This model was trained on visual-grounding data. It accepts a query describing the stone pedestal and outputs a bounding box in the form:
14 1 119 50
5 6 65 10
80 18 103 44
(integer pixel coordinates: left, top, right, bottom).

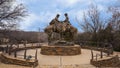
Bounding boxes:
41 45 81 56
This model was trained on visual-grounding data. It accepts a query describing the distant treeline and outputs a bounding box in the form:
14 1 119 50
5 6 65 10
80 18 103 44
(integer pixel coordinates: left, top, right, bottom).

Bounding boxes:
0 29 120 51
0 30 48 44
75 32 120 52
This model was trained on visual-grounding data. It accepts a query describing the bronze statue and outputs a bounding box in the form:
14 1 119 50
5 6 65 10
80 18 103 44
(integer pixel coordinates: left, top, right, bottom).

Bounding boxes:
50 14 60 25
44 13 77 45
64 13 71 25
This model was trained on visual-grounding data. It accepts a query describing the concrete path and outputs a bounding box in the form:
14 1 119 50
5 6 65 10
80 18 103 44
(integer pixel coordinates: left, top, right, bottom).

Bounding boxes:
16 49 99 65
0 43 120 68
9 49 99 68
1 48 120 68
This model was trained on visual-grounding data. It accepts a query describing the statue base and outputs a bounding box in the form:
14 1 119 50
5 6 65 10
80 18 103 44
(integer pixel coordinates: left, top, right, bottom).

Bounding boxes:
40 44 81 56
49 40 74 46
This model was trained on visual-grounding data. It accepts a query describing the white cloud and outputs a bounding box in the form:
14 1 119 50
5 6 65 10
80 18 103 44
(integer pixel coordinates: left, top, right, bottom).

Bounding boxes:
56 0 79 7
17 0 118 31
20 13 40 30
20 10 62 31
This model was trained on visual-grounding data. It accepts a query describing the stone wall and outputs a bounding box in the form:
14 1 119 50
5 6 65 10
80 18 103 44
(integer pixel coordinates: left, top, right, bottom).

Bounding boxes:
0 53 38 67
90 55 120 67
41 45 81 56
0 44 40 67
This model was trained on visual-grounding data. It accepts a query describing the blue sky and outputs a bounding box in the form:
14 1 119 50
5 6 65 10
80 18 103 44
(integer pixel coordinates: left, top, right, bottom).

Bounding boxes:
17 0 119 32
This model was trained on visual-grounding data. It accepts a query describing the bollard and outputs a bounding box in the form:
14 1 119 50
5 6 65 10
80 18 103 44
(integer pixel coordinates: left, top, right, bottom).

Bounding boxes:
91 49 93 60
8 45 12 55
14 50 17 57
24 49 27 59
5 45 8 53
100 50 103 58
35 49 37 60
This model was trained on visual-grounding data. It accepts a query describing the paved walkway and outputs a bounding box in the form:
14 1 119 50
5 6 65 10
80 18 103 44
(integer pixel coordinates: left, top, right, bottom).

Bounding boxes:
16 49 100 65
10 49 100 68
0 43 120 68
1 48 120 68
0 63 95 68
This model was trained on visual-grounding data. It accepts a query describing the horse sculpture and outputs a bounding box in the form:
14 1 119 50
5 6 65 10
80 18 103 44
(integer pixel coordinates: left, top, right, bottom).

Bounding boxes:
44 13 77 44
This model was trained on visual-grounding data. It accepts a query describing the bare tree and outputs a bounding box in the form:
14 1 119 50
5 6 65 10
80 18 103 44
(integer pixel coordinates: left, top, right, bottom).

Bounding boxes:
108 1 120 51
86 5 103 32
108 2 120 31
0 0 27 30
0 0 27 44
77 5 105 42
